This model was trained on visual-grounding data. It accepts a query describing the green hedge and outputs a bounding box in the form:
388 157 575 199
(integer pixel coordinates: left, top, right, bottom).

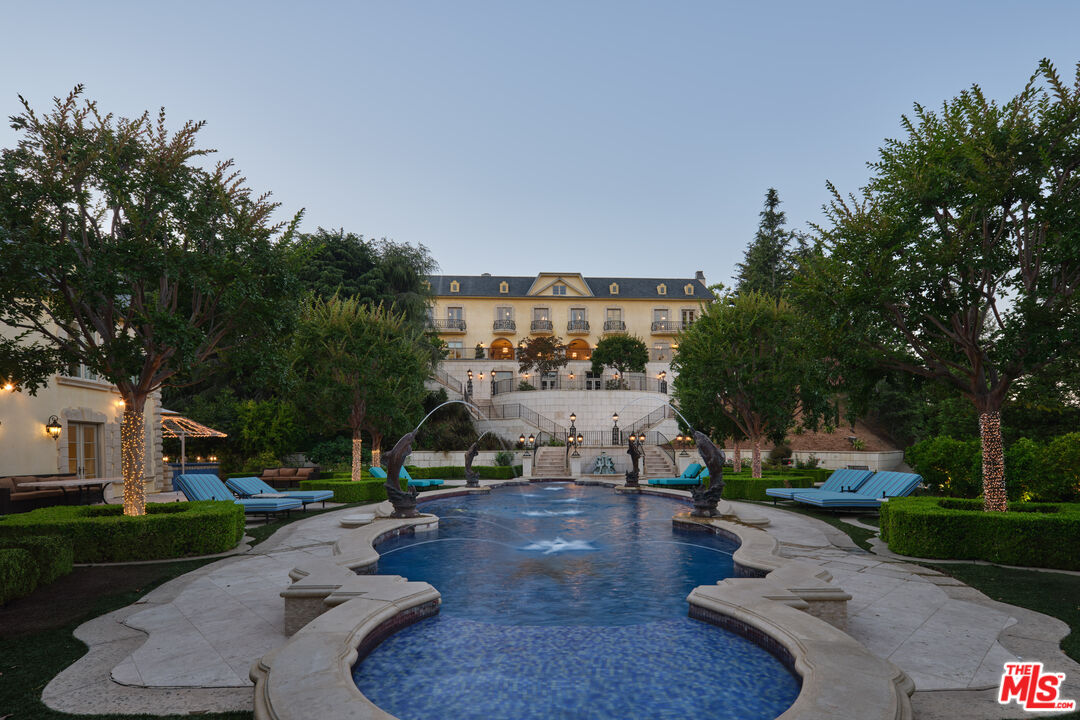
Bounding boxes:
0 535 73 584
405 465 522 480
880 496 1080 570
0 502 245 563
0 548 39 606
721 475 814 500
300 479 387 504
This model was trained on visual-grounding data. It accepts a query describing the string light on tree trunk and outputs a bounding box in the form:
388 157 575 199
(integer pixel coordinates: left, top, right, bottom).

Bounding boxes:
980 411 1008 512
121 406 146 516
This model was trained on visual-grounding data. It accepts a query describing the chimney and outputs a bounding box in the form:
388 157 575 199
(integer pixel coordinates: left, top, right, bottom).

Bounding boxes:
695 270 705 282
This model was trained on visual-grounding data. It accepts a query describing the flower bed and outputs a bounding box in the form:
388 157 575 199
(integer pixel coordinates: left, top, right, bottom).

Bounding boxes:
879 497 1080 570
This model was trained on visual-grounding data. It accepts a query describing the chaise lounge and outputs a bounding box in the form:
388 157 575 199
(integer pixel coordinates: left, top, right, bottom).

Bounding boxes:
369 466 445 488
647 463 704 487
764 468 873 503
789 471 923 509
224 476 333 510
174 473 303 518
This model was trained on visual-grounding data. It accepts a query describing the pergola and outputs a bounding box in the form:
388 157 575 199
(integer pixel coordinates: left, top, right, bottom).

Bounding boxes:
160 409 227 473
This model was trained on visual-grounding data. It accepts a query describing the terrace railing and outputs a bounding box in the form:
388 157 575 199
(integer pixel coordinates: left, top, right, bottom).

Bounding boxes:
429 318 467 332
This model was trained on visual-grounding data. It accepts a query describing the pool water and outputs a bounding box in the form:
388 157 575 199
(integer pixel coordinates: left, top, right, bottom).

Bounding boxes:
353 484 800 719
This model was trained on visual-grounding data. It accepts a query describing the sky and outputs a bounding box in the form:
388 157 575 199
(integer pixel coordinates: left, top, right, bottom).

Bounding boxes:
2 1 1079 286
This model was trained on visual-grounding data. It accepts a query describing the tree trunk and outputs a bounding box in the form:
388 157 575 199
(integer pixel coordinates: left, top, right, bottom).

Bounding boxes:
979 410 1008 512
121 394 147 516
733 440 742 473
751 438 762 479
370 431 383 470
351 427 363 482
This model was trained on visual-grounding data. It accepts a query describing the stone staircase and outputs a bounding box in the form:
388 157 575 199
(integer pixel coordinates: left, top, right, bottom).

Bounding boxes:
532 446 570 477
642 445 676 479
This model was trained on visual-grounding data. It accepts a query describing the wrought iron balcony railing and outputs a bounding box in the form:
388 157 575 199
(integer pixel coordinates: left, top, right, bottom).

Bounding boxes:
429 318 467 332
530 319 554 332
602 320 626 332
493 318 516 332
650 320 681 333
566 319 590 333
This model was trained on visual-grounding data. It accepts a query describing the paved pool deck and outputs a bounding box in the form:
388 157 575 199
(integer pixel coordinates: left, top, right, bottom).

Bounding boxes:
42 482 1080 718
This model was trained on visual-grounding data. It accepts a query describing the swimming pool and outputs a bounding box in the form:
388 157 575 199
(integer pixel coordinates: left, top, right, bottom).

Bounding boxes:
353 483 800 719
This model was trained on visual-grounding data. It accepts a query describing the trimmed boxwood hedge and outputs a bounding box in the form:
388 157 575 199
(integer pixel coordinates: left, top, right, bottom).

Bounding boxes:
0 548 39 606
0 535 73 584
720 475 814 500
880 496 1080 570
405 465 522 480
300 479 387 504
0 501 245 563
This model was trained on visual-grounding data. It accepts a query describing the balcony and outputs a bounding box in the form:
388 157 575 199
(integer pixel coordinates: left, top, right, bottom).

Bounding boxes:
566 319 590 335
650 320 681 335
492 318 516 334
429 318 467 333
602 320 626 333
530 319 554 333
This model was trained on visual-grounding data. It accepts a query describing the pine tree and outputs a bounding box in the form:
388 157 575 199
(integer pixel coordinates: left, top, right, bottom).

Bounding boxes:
734 188 794 296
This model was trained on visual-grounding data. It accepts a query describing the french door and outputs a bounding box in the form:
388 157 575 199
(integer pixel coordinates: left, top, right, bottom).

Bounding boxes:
67 422 101 478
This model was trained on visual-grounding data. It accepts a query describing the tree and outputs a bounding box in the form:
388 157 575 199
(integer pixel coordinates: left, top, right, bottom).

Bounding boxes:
590 335 648 377
672 290 833 477
517 336 568 378
292 296 431 478
296 228 436 325
808 60 1080 511
0 87 300 515
734 188 795 296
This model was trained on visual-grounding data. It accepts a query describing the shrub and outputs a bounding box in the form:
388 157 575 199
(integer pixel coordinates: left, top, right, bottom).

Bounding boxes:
0 502 244 563
769 444 792 462
306 436 353 467
1038 433 1080 502
721 475 813 501
517 381 536 391
905 436 981 496
493 451 514 467
300 479 387 503
795 454 821 470
1004 437 1042 501
0 535 73 584
0 548 39 605
879 496 1080 570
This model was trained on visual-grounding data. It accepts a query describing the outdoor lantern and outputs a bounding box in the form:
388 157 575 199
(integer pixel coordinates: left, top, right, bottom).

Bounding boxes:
570 412 576 424
612 412 619 423
3 382 13 392
527 434 535 446
491 368 496 379
569 370 575 380
519 434 526 446
577 434 583 445
478 372 484 381
45 415 62 439
467 369 473 380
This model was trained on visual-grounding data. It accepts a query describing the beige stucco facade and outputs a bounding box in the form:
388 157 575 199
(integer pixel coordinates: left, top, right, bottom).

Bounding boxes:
429 272 709 361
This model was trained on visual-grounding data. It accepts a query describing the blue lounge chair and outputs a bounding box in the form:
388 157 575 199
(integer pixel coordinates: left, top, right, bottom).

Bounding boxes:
789 472 923 509
224 476 333 509
174 473 303 517
764 468 873 503
648 463 704 487
368 466 445 488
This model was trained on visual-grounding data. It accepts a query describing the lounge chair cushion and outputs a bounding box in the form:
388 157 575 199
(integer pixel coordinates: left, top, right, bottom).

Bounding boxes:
175 474 302 513
278 467 298 477
790 472 922 508
225 476 333 505
765 468 872 501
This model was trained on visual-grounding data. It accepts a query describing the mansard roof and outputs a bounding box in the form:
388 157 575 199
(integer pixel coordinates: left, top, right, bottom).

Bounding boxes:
429 273 707 299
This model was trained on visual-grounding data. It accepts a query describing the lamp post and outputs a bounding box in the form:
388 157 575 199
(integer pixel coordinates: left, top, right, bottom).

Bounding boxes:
675 434 691 456
658 370 668 394
466 369 474 398
568 412 579 457
611 411 620 446
491 368 496 395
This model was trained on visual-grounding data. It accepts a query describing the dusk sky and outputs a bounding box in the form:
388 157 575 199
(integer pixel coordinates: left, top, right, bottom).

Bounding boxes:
2 1 1078 286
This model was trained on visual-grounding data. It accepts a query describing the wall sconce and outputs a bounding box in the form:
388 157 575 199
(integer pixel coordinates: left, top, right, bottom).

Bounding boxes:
3 382 14 392
46 415 62 439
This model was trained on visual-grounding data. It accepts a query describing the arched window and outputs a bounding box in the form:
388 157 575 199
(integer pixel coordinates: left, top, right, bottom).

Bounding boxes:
499 281 509 293
609 282 619 295
449 280 460 293
684 283 694 295
657 283 667 295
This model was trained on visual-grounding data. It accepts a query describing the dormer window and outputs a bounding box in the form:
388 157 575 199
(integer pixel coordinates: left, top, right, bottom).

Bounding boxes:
684 283 694 295
657 283 667 295
449 280 460 293
499 281 509 294
553 284 567 295
609 283 619 295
